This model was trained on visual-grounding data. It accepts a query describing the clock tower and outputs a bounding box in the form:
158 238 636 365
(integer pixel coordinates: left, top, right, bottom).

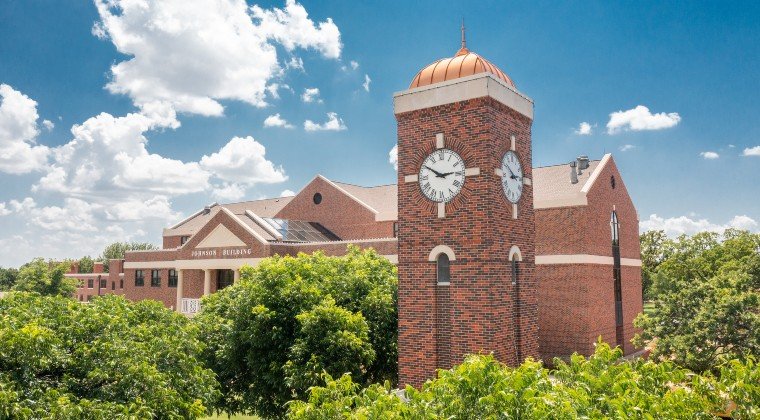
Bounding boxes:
394 35 539 387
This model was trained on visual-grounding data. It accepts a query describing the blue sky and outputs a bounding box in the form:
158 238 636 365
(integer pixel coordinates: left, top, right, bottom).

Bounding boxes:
0 0 758 267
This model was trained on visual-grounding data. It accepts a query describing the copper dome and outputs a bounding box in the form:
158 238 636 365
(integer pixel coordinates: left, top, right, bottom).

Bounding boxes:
409 42 515 90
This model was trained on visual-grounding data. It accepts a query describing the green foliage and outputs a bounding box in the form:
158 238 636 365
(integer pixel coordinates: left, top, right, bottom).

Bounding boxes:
196 246 398 418
99 241 158 272
639 229 674 300
0 267 18 291
0 293 220 419
289 341 760 419
12 258 76 297
634 229 760 373
78 255 95 273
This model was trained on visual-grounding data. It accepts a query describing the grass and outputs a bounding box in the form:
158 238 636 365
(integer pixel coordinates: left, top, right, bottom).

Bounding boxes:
643 301 656 316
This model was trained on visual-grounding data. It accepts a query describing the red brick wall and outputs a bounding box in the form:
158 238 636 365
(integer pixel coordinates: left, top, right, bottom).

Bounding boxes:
275 177 393 240
163 235 183 249
396 95 538 387
535 157 643 360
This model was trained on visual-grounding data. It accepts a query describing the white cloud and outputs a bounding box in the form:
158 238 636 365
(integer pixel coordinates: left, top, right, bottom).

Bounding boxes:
0 203 10 216
641 213 759 236
280 189 296 197
42 119 54 131
619 144 635 152
743 146 760 157
104 196 180 221
200 136 287 185
9 197 36 213
574 122 593 135
286 56 304 71
607 105 681 134
301 87 322 103
363 74 371 92
0 84 50 174
211 183 246 202
350 60 359 70
728 144 736 148
28 198 100 232
264 113 294 128
93 0 341 116
304 112 346 132
700 151 720 160
389 144 398 170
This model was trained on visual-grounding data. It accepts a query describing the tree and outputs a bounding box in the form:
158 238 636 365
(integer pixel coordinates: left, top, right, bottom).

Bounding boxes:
99 241 158 272
639 229 674 300
288 342 759 419
0 293 220 418
12 258 76 297
0 267 18 291
196 246 398 417
78 255 95 273
634 229 760 373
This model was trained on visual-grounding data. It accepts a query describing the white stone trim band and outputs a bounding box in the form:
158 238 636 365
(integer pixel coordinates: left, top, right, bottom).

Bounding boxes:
125 255 399 270
535 254 642 266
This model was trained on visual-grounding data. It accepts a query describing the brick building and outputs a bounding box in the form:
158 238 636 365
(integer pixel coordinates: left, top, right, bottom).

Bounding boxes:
66 40 642 387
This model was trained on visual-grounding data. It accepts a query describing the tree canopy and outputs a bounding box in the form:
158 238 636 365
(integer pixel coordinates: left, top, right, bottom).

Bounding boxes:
12 258 76 297
99 242 158 272
78 255 95 274
0 293 219 418
288 342 759 419
0 267 18 291
635 229 760 373
196 246 398 418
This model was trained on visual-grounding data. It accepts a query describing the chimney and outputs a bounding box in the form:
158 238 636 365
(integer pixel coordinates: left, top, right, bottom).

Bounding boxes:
93 262 104 274
569 161 578 184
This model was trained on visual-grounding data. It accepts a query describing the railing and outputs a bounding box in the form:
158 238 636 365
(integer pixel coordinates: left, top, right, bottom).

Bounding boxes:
181 298 201 315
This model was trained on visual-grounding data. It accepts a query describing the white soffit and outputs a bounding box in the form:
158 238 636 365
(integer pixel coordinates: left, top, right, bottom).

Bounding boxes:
195 224 247 249
393 73 534 120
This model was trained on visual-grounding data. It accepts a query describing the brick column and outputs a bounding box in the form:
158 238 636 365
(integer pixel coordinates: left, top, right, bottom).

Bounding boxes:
233 269 240 284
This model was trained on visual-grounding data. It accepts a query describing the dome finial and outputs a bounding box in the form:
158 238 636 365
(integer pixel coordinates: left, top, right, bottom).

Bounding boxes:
456 18 469 56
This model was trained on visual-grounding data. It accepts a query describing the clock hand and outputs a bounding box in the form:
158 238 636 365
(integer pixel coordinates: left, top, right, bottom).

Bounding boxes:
424 165 447 178
505 165 518 179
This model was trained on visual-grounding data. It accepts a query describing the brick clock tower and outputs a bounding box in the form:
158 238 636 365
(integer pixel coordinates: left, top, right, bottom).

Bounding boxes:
394 37 539 387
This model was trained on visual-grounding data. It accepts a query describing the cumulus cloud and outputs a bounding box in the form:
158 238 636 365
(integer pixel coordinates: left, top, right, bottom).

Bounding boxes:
211 183 246 202
28 198 100 232
607 105 681 134
286 56 304 71
389 144 398 170
363 74 371 92
0 84 50 174
280 189 296 197
0 203 10 216
743 146 760 157
301 87 322 103
200 136 287 186
264 113 294 128
641 213 759 237
304 112 346 131
42 119 54 131
700 151 719 160
620 144 635 152
92 0 341 116
104 196 181 221
575 122 593 135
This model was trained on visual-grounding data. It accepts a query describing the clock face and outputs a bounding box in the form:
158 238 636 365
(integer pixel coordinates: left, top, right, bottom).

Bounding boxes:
501 150 523 204
418 149 466 203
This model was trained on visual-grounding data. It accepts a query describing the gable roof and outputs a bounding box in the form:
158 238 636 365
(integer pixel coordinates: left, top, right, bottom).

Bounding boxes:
532 154 611 209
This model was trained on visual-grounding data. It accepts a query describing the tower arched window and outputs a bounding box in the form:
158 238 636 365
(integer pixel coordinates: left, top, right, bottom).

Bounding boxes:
611 210 620 245
610 210 623 347
437 253 450 285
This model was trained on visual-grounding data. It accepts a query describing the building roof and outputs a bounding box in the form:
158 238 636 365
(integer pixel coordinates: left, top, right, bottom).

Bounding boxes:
165 156 613 241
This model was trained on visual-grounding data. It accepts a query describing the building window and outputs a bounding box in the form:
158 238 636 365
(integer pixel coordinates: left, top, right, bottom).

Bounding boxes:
151 270 161 287
436 253 450 285
100 279 107 289
135 270 144 287
120 279 123 289
611 210 624 347
611 175 616 189
511 259 519 286
217 269 234 291
87 279 93 289
180 236 190 245
168 269 178 288
313 192 322 204
111 281 115 290
393 222 399 238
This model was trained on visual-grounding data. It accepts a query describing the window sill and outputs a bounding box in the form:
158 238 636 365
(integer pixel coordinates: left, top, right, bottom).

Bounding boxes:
437 282 450 286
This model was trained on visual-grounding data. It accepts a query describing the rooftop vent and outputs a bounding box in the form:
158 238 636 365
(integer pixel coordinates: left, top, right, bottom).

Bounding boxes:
576 155 590 175
203 205 212 215
569 161 578 184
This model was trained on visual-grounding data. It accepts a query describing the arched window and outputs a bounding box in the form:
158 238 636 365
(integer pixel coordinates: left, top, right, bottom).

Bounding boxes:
610 210 620 245
610 210 623 347
508 245 522 286
437 253 450 285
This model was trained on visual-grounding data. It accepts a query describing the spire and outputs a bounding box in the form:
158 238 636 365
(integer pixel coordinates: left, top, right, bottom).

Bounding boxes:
456 19 469 56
